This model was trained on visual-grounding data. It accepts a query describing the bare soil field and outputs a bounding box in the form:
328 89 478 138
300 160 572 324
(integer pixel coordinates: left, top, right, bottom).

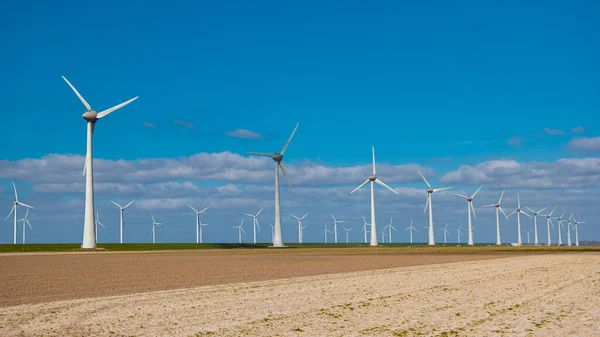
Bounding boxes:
0 253 598 336
0 249 520 307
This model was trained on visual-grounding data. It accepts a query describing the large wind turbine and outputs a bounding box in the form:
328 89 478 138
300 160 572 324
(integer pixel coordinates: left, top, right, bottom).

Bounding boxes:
95 209 106 243
543 209 559 246
571 215 585 247
384 217 397 243
418 170 452 246
291 213 308 244
110 199 135 244
188 205 210 244
524 206 547 246
481 189 508 245
244 208 263 244
452 185 483 246
62 76 138 249
18 208 33 244
151 214 163 244
405 219 417 244
5 182 35 244
247 123 298 247
507 194 531 246
351 147 398 246
330 213 345 244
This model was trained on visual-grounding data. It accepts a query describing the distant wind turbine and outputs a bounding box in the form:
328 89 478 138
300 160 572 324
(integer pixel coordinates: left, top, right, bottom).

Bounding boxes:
526 230 532 245
524 206 547 246
18 208 34 244
343 227 352 243
291 213 308 244
110 199 135 244
454 225 464 244
62 76 138 249
361 216 370 243
330 213 345 244
405 219 417 244
507 194 531 246
247 123 299 247
151 214 163 244
244 208 263 244
188 205 210 243
322 221 333 243
384 217 397 243
5 181 35 244
418 170 452 246
351 147 398 246
234 219 246 244
481 189 509 245
543 209 559 246
268 223 274 244
566 218 572 246
453 184 483 246
95 209 106 243
439 224 450 244
571 215 585 247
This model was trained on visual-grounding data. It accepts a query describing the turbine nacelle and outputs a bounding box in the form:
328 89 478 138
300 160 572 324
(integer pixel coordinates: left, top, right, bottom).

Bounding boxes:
82 110 98 122
369 175 377 181
272 153 283 162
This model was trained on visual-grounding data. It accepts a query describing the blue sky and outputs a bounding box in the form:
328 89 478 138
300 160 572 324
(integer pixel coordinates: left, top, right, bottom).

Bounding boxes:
1 0 599 244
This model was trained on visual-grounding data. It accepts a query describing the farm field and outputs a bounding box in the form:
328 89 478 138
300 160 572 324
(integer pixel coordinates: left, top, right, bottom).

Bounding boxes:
0 250 599 336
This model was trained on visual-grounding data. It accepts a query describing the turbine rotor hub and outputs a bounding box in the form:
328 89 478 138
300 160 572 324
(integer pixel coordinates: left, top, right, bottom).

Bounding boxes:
428 188 433 193
369 175 377 181
82 110 98 122
467 198 472 202
272 153 283 162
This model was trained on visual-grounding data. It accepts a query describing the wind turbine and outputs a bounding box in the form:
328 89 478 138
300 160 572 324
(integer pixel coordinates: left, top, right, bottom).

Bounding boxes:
454 225 464 244
247 123 299 247
384 217 397 243
405 219 417 244
543 209 559 246
188 205 210 243
439 224 450 244
361 216 370 243
18 208 34 244
351 147 398 246
418 170 452 246
322 221 333 243
110 199 135 244
507 194 531 246
453 184 483 246
95 209 106 243
524 206 547 246
243 207 263 244
343 227 352 243
571 215 585 247
557 214 564 246
330 213 345 244
566 218 572 246
380 229 386 243
291 213 308 244
151 214 163 244
564 215 572 246
268 223 274 244
481 189 509 245
234 219 246 244
526 230 532 245
5 181 35 244
62 76 138 249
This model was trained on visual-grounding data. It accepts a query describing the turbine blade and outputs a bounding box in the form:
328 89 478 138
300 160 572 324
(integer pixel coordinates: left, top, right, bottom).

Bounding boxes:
291 215 300 220
375 179 398 194
498 189 505 204
247 152 275 157
97 96 139 119
18 202 35 209
280 122 299 155
188 205 199 213
62 76 92 111
433 187 452 193
499 207 509 219
371 146 376 175
124 199 136 208
278 162 293 194
521 210 532 218
417 170 431 188
471 184 484 198
98 221 106 228
255 207 264 217
507 210 516 218
110 200 123 208
452 193 469 199
151 214 155 222
27 220 33 231
548 207 556 216
301 213 308 220
537 207 547 214
5 205 15 222
525 206 535 213
423 196 429 214
351 179 370 194
470 202 476 219
12 181 18 202
481 204 496 208
199 206 210 214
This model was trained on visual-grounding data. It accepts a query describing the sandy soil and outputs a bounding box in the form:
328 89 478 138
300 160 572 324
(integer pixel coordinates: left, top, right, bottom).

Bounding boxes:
0 249 515 307
1 253 598 336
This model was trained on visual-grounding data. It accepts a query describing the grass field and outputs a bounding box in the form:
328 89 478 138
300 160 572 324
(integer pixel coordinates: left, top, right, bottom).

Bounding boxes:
0 242 598 253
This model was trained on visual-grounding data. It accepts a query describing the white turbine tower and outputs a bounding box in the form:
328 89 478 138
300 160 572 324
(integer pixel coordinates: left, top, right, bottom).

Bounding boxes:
234 219 246 244
454 225 464 244
18 208 34 244
95 209 106 243
439 224 450 244
343 227 352 243
526 230 532 245
151 214 163 244
405 219 417 244
351 146 398 246
507 194 531 246
384 217 397 243
481 189 509 246
380 229 386 243
291 213 308 244
268 223 275 244
247 123 298 248
571 215 585 247
543 209 559 246
361 216 370 243
566 217 572 246
110 199 135 244
322 222 333 243
188 205 210 244
330 213 345 244
452 184 483 246
244 208 263 244
524 206 547 246
5 182 35 244
62 76 138 249
418 170 452 246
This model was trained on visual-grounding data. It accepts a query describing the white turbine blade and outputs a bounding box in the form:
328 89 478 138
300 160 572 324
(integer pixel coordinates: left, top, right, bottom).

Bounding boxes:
578 221 586 224
371 146 376 175
498 189 505 204
18 202 35 209
414 227 418 232
300 213 308 220
110 200 123 208
199 206 210 214
433 187 452 193
517 194 521 208
423 197 429 214
525 206 535 213
375 179 398 194
452 193 468 199
151 214 156 223
280 122 299 155
330 213 336 221
499 207 509 219
291 215 300 220
124 199 136 208
417 170 431 188
548 207 556 216
243 213 254 217
507 210 516 218
188 205 199 213
5 205 15 222
549 218 554 228
62 76 92 111
255 207 264 217
12 181 18 202
521 210 532 218
404 227 410 231
470 202 477 219
247 152 275 157
98 221 106 228
471 184 484 198
27 220 33 231
338 220 346 223
560 211 565 219
481 204 496 208
537 207 547 214
97 96 139 119
256 219 261 231
278 162 293 194
240 227 246 235
351 179 370 194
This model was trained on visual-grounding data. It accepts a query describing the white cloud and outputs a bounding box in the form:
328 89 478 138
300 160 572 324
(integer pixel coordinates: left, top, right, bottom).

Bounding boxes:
544 127 566 136
174 120 195 129
568 137 600 153
143 122 157 129
507 136 524 148
571 126 585 134
225 129 263 140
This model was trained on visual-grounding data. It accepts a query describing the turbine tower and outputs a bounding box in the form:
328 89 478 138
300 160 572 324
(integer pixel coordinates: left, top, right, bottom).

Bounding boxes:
565 215 572 246
330 213 345 244
291 213 308 244
404 219 418 243
361 216 370 243
439 224 450 244
452 184 483 246
481 189 508 245
234 219 246 243
384 217 397 243
351 147 398 246
343 227 352 243
247 123 298 247
268 223 275 244
454 225 464 244
526 230 532 245
95 209 106 243
322 221 333 243
571 215 585 247
110 199 135 244
418 170 452 246
18 208 34 244
543 209 559 246
5 182 35 244
507 194 531 246
566 218 572 246
244 208 263 244
151 214 163 244
524 206 547 246
62 76 138 249
188 205 210 244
